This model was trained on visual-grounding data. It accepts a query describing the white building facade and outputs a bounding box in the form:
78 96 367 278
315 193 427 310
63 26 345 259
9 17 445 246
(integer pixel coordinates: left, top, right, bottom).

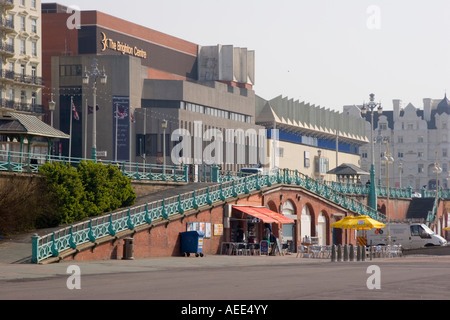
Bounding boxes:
344 95 450 192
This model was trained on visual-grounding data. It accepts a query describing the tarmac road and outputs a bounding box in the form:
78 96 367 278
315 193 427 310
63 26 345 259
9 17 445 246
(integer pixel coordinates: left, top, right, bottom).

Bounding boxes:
1 254 450 301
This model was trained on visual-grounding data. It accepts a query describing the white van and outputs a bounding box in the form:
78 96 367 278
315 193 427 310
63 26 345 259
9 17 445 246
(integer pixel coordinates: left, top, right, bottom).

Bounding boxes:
367 223 447 249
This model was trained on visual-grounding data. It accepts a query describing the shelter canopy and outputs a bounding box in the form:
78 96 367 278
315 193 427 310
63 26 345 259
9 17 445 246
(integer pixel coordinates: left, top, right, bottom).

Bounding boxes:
233 206 295 224
0 112 69 140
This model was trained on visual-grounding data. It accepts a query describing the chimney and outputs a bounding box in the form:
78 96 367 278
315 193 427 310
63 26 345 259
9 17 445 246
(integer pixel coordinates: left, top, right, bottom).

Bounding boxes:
393 99 402 121
423 98 432 122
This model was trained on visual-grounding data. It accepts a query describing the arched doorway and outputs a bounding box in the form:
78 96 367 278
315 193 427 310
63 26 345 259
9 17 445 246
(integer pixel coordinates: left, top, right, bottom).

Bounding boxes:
300 205 312 243
331 214 343 245
282 200 297 252
318 212 327 245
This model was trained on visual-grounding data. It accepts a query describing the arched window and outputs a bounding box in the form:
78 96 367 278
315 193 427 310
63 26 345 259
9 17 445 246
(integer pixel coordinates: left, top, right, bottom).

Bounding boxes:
317 212 327 246
301 205 311 242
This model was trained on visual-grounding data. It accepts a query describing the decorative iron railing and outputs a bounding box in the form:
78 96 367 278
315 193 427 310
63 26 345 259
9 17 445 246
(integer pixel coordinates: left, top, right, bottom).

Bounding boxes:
326 181 412 199
0 149 188 182
32 168 386 263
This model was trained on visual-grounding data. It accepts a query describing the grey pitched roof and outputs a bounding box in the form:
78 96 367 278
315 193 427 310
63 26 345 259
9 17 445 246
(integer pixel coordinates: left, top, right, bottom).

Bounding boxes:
0 112 70 139
327 163 369 175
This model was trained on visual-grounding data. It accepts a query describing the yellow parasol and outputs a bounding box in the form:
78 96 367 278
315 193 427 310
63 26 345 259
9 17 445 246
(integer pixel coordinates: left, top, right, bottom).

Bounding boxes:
331 215 385 230
444 227 450 231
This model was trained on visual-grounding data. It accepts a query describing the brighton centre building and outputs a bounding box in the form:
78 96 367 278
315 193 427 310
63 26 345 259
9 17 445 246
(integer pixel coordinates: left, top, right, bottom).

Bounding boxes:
42 3 261 173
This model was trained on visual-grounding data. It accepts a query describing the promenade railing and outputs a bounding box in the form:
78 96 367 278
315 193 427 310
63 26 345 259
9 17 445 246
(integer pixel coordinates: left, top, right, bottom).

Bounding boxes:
32 168 385 264
0 149 188 183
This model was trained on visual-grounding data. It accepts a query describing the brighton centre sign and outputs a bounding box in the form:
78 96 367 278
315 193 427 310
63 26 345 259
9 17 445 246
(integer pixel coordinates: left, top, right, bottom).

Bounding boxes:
100 32 148 59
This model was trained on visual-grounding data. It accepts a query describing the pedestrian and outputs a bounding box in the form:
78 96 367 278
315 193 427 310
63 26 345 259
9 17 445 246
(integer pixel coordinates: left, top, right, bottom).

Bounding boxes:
236 226 244 243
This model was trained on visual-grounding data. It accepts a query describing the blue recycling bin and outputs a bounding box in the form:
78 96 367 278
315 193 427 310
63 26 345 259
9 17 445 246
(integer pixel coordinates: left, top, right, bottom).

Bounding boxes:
180 231 205 257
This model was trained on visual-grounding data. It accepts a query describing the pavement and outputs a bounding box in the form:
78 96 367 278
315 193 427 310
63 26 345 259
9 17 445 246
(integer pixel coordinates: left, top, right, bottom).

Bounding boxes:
0 182 216 265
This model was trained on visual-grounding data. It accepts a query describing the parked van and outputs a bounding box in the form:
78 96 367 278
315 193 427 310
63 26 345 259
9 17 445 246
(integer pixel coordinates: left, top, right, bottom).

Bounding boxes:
367 223 447 249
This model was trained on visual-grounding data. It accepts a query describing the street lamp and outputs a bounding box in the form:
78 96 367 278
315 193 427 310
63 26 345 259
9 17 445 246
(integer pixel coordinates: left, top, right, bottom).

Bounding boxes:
398 162 403 189
82 58 107 161
361 93 383 211
161 119 168 177
48 93 56 127
433 152 442 219
382 140 394 245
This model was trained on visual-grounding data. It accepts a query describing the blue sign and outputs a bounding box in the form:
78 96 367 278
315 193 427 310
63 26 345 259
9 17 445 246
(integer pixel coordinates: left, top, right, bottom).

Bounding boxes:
113 96 130 161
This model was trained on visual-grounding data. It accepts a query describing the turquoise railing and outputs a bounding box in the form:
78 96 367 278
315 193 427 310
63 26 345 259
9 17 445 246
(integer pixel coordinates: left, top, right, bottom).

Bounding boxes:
32 168 385 263
0 149 188 183
326 181 412 199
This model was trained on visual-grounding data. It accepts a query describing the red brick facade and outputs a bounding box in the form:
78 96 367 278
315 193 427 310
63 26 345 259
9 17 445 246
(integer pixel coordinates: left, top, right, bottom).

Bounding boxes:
61 185 416 263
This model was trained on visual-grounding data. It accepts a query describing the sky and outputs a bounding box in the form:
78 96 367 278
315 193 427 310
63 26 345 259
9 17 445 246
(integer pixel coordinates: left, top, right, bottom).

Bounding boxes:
42 0 450 112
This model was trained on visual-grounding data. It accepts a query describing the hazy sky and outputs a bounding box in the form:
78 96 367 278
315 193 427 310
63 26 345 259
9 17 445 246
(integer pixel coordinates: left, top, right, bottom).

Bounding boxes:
42 0 450 112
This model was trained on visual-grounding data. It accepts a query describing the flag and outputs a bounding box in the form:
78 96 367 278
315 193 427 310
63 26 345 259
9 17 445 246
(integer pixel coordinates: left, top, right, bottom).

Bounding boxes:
72 103 79 121
130 106 136 123
88 105 100 114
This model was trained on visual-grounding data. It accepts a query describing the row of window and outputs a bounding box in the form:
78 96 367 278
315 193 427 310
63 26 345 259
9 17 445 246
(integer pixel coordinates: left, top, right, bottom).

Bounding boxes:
377 122 448 131
1 63 38 77
180 101 252 124
363 149 449 159
3 37 38 56
0 88 38 104
19 0 38 9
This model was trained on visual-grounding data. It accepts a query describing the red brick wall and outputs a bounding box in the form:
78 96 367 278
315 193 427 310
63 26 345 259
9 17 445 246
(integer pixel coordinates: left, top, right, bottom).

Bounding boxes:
61 188 413 263
82 11 198 56
42 13 79 119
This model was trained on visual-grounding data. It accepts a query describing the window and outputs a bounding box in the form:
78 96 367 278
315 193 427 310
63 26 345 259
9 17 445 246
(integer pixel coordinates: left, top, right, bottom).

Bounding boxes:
443 149 448 158
31 0 36 8
59 65 82 77
20 39 26 54
379 123 387 130
31 19 37 33
362 152 368 159
418 164 424 173
398 136 403 143
20 0 25 6
407 123 414 130
20 16 26 31
418 152 424 158
315 157 329 174
20 90 26 104
418 136 424 143
304 151 310 168
31 41 37 56
31 92 36 105
398 152 403 158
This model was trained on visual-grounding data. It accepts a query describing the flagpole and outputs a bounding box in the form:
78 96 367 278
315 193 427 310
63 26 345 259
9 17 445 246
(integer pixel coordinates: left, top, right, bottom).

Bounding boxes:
84 98 87 160
115 103 118 162
69 95 73 162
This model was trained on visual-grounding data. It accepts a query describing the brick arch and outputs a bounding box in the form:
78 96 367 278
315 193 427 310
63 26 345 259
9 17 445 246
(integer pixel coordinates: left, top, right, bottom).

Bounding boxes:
317 209 330 245
281 199 297 215
267 200 278 213
300 203 315 242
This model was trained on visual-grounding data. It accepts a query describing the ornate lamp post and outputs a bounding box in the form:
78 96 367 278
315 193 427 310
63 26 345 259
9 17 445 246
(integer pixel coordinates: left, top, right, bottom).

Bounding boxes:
361 93 383 210
433 152 442 221
82 59 107 161
382 140 394 244
48 93 56 128
161 119 168 176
